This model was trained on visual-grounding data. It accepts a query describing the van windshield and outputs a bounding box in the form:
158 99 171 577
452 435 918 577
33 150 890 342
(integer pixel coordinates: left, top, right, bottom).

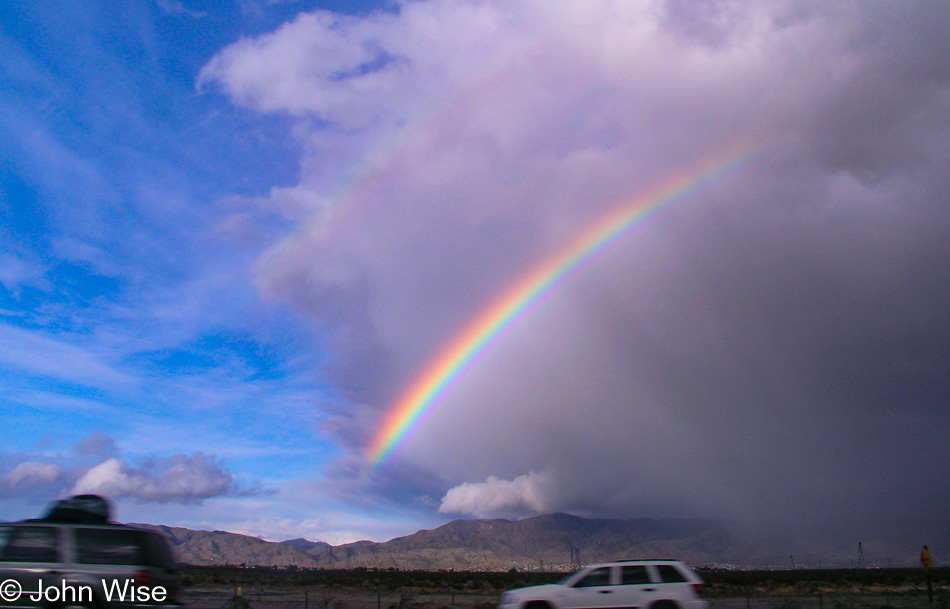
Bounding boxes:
75 528 145 565
0 525 58 562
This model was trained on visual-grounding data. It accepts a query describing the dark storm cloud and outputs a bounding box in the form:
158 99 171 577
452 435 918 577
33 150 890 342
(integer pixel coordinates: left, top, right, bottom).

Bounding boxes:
203 0 950 530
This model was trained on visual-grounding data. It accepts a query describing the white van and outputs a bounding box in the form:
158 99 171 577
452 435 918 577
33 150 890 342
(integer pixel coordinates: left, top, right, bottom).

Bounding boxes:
0 496 181 609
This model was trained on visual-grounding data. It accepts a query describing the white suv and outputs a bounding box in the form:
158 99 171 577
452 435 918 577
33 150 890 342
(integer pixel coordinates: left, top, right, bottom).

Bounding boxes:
498 559 708 609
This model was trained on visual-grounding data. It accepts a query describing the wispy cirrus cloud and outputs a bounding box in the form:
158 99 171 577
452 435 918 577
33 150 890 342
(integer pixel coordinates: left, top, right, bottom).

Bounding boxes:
155 0 208 20
0 323 131 389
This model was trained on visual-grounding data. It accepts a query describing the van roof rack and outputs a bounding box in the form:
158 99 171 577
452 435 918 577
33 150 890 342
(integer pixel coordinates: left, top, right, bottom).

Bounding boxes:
41 494 112 524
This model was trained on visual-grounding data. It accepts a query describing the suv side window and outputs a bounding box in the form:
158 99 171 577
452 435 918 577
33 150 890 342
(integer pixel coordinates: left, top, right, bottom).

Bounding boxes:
0 526 58 563
575 567 612 587
656 564 688 583
75 528 144 565
621 565 651 585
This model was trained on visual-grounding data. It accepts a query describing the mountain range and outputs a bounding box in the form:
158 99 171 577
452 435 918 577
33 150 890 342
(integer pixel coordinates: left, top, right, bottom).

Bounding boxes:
148 513 940 571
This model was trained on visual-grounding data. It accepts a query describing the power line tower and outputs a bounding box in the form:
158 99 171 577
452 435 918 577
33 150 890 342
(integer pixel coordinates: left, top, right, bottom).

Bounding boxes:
858 542 866 568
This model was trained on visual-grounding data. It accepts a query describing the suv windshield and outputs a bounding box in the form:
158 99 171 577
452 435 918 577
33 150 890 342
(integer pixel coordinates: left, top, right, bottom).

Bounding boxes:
557 569 581 585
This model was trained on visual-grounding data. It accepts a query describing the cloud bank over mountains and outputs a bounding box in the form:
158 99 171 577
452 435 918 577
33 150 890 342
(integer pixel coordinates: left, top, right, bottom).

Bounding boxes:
199 0 950 531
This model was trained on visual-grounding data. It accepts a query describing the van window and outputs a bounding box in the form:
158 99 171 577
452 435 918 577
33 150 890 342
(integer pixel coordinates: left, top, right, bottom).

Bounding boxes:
75 528 144 565
656 564 688 583
0 526 58 563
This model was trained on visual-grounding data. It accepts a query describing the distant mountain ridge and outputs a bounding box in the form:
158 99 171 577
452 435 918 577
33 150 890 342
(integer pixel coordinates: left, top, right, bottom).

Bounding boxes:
147 513 754 570
148 513 942 571
153 525 323 568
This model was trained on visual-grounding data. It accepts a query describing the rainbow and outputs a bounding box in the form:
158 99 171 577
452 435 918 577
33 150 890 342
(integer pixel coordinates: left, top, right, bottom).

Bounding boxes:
366 143 760 464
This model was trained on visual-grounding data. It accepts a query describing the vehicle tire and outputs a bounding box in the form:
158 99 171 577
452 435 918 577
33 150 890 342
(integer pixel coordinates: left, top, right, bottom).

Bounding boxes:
650 601 681 609
525 602 553 609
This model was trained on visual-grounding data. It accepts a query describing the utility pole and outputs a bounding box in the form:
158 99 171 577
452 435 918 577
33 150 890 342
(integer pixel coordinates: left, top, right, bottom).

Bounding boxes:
921 546 933 603
858 542 865 568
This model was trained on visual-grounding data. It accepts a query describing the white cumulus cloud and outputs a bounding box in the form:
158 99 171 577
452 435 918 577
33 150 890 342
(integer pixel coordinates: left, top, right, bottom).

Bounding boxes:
71 454 234 503
439 471 559 518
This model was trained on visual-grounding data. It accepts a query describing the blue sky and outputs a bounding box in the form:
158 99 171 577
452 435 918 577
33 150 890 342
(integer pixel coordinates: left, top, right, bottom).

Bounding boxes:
0 0 431 543
4 0 950 548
